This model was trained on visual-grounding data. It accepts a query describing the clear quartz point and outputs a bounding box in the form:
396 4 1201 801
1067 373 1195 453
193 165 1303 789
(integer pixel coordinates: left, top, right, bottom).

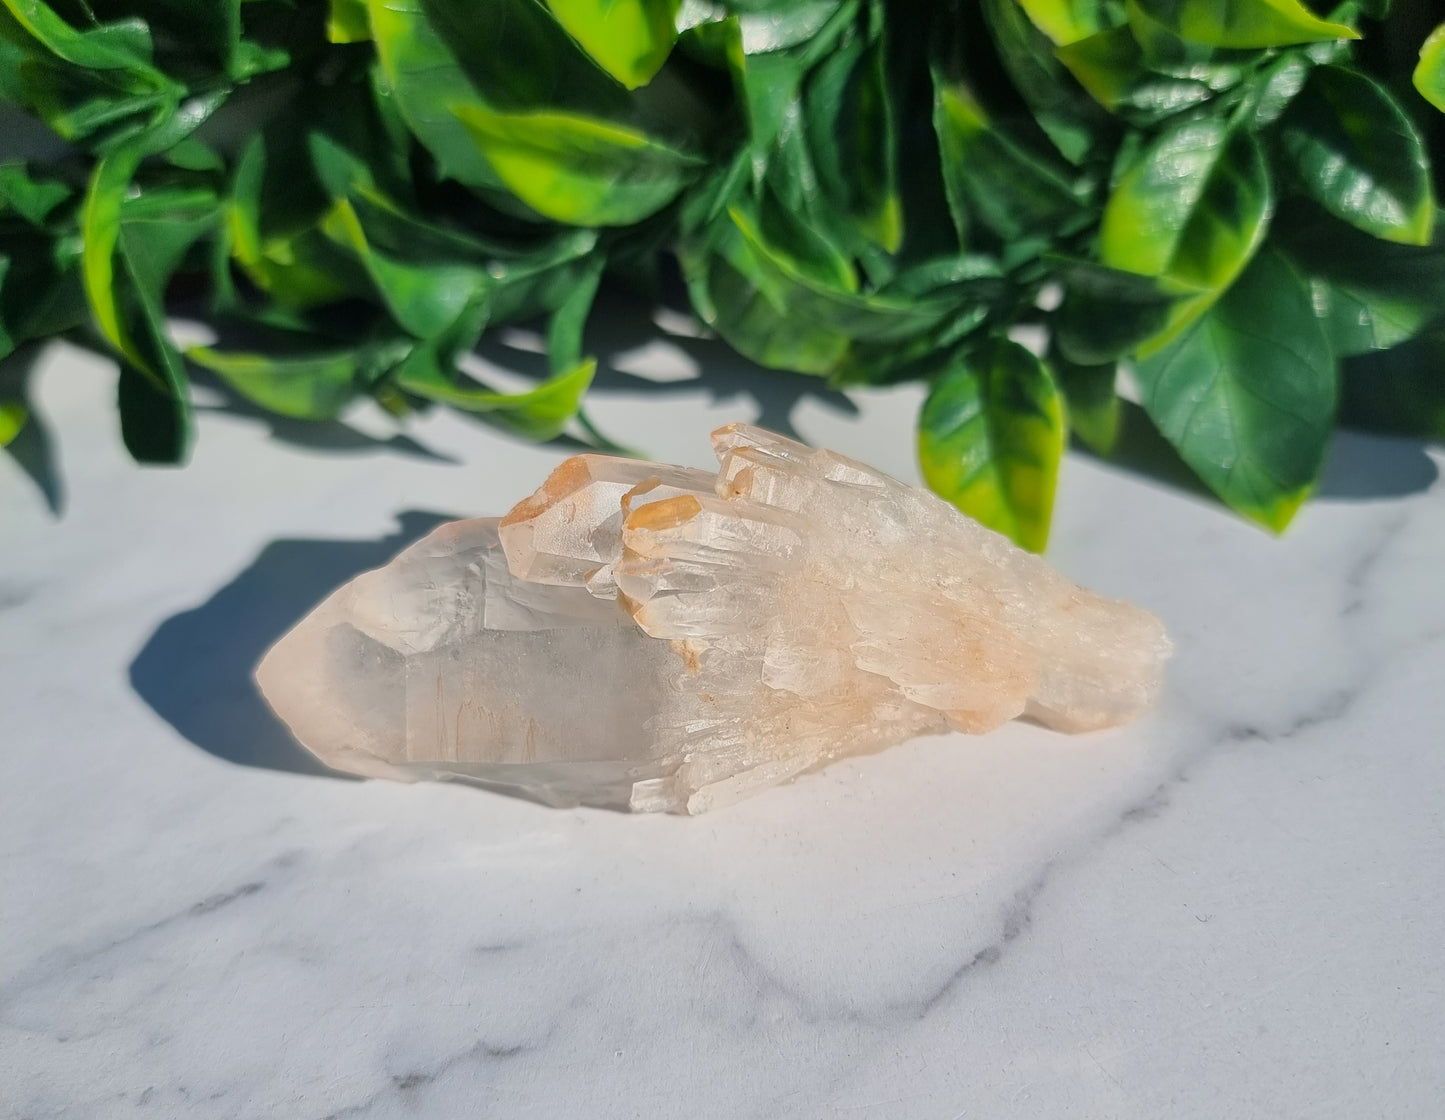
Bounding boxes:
257 424 1172 813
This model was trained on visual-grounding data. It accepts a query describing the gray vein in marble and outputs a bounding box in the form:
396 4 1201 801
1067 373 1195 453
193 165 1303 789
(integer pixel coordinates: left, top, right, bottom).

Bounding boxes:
4 850 299 1002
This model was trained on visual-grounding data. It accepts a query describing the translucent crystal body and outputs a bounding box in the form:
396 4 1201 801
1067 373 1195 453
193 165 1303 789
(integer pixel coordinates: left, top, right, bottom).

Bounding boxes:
257 425 1171 813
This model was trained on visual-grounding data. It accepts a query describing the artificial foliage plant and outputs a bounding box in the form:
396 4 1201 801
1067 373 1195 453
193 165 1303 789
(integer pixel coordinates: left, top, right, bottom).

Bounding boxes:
1 0 1443 549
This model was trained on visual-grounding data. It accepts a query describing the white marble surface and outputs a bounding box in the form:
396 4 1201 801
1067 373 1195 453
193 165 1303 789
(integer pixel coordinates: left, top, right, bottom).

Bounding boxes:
4 322 1444 1120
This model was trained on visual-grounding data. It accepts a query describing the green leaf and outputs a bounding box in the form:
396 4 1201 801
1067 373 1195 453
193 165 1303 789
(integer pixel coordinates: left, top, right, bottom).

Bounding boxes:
1054 350 1121 456
1339 331 1445 439
1052 257 1178 365
328 0 371 43
932 77 1086 245
0 393 25 445
0 163 71 225
1416 22 1445 113
187 342 406 420
804 19 902 252
1 0 167 87
364 0 506 189
227 136 361 311
1014 0 1111 45
1101 119 1273 349
1133 247 1336 532
1274 205 1445 357
82 150 201 463
320 198 490 339
680 189 966 377
545 256 604 374
393 353 596 441
1055 25 1225 123
918 338 1066 552
0 4 185 148
0 227 87 349
1236 50 1313 129
545 0 680 89
1126 0 1357 50
82 146 147 372
451 103 702 227
980 0 1107 164
1278 66 1435 247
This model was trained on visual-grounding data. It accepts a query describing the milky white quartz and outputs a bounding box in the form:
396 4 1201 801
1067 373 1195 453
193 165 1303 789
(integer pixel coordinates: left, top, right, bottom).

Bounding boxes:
256 424 1171 813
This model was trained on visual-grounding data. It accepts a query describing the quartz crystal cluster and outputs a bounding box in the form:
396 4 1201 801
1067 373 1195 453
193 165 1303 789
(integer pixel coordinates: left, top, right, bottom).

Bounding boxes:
257 425 1171 813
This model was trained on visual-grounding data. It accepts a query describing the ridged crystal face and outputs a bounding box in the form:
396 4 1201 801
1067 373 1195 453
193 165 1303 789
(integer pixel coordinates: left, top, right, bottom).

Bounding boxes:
256 424 1172 813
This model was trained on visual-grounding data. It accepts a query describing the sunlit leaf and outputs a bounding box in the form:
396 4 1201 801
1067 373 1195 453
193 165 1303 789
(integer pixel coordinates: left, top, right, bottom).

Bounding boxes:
1278 65 1434 246
452 103 703 226
918 339 1066 552
1416 22 1445 113
1134 248 1335 531
545 0 680 89
1101 118 1273 349
1127 0 1357 50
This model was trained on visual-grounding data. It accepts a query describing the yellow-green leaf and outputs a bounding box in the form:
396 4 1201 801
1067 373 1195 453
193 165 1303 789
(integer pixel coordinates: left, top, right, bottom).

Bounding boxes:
1101 120 1273 351
0 399 27 445
918 339 1065 552
1413 22 1445 113
186 345 396 420
1127 0 1356 49
545 0 679 89
394 353 596 440
81 147 148 376
327 0 371 43
1014 0 1110 45
450 103 701 226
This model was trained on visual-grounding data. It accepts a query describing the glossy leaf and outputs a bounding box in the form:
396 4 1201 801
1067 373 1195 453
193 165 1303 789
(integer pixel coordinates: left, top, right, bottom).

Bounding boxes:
188 342 406 420
321 198 490 339
1416 22 1445 113
393 354 596 441
81 147 147 373
804 21 902 252
1056 25 1224 123
227 136 360 311
1279 65 1434 246
545 0 680 89
981 0 1106 163
918 339 1066 552
452 104 702 227
1134 248 1335 531
1014 0 1111 45
364 0 504 189
1127 0 1357 50
1 0 167 86
1101 119 1273 349
1275 205 1445 356
932 78 1086 244
81 151 219 462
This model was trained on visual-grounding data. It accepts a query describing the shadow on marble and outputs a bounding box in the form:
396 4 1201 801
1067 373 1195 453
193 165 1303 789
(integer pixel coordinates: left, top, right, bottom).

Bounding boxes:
1316 428 1439 501
1075 401 1438 508
129 511 454 778
475 287 861 443
189 366 460 464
